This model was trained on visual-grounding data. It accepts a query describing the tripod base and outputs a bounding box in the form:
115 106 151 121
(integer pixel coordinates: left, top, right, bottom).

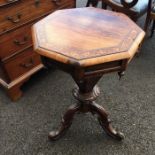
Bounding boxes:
49 86 124 141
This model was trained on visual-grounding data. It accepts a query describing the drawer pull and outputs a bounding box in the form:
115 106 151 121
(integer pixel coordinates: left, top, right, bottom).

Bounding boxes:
52 0 61 6
14 36 28 45
6 13 21 23
20 59 34 68
34 0 40 7
0 0 19 8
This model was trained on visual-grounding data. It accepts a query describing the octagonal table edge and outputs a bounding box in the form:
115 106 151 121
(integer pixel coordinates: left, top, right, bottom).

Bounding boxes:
127 30 145 63
32 25 145 68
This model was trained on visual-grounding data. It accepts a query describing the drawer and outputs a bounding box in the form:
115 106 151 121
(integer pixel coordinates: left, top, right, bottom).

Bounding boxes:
0 0 56 35
3 47 41 81
0 21 33 60
0 0 75 35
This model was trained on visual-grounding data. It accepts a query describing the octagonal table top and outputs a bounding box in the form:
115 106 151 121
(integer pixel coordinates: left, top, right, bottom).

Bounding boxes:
32 7 145 67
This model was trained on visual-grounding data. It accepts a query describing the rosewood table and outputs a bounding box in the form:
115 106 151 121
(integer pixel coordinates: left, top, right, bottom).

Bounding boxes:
32 7 145 141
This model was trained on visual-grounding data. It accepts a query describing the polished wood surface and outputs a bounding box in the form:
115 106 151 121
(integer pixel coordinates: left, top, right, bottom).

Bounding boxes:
33 8 145 141
0 0 75 101
0 0 74 35
33 7 145 67
86 0 153 32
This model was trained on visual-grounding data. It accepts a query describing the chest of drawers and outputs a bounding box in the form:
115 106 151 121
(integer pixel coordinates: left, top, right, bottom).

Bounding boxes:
0 0 75 101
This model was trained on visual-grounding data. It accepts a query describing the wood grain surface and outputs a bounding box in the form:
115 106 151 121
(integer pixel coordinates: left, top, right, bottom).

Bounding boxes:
33 7 145 67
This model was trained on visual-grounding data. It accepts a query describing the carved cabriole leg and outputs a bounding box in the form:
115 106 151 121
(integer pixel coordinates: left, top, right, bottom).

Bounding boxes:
73 74 124 140
90 102 124 140
48 103 80 140
49 71 124 141
73 85 124 141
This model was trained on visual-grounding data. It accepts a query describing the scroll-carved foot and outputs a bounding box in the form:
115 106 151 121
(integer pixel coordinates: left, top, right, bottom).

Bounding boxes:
91 102 124 140
98 118 124 140
48 104 80 140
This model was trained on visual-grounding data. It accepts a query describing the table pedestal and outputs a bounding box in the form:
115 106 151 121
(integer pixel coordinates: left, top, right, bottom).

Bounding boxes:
48 75 124 141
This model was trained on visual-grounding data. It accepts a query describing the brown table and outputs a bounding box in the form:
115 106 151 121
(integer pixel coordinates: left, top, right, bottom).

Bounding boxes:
32 7 145 141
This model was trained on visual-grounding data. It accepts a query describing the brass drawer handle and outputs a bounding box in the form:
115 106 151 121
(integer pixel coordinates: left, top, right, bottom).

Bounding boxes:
6 13 22 23
20 58 34 68
34 0 40 7
14 36 28 46
0 0 20 8
52 0 61 6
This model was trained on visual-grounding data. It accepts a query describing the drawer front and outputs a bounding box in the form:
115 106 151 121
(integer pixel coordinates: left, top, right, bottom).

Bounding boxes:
0 0 75 59
0 0 56 35
3 47 41 80
0 22 33 60
0 0 75 35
